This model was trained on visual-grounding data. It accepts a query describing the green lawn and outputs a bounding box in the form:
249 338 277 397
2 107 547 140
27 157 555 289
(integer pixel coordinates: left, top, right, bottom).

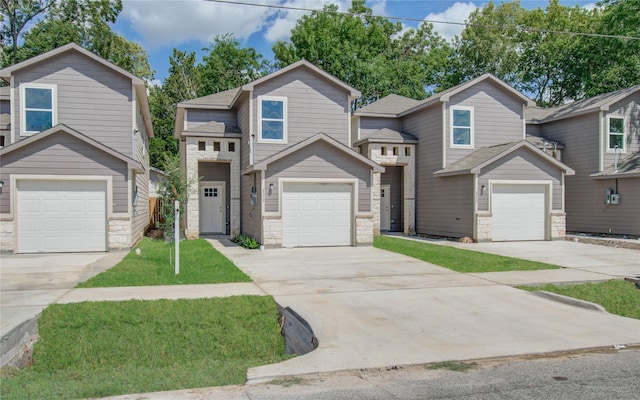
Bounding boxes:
78 238 250 287
0 297 290 400
374 236 559 273
520 280 640 319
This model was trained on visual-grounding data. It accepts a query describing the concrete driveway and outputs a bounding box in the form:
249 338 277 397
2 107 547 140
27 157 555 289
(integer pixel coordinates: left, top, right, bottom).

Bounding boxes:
0 251 127 338
206 239 640 383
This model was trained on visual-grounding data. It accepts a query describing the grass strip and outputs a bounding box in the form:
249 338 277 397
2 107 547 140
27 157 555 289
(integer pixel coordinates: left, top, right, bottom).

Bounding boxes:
374 236 559 273
0 296 289 399
78 238 250 287
520 280 640 319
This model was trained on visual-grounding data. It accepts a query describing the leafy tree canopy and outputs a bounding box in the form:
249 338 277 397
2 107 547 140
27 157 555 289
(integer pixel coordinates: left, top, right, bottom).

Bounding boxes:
272 0 451 109
1 0 152 80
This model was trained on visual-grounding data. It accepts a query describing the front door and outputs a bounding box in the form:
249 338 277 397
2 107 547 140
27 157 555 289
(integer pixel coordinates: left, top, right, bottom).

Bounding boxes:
200 183 225 233
380 184 390 231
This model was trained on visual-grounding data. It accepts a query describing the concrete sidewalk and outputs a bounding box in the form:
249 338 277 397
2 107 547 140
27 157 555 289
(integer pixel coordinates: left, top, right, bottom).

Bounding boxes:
203 239 640 384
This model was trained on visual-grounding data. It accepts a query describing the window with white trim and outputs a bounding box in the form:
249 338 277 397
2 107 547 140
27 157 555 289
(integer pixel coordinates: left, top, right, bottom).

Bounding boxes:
22 84 56 135
606 116 625 152
450 106 473 148
258 96 286 142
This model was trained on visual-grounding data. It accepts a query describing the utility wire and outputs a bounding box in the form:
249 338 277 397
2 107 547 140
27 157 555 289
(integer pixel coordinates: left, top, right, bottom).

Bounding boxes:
206 0 640 41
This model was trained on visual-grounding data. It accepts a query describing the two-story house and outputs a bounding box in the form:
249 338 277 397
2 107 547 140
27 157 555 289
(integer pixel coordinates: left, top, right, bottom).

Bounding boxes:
0 44 153 253
526 86 640 236
175 60 384 247
354 74 575 242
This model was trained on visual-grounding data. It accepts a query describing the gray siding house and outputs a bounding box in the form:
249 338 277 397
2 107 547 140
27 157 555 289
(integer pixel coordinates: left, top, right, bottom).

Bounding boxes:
526 86 640 236
354 74 574 242
0 44 153 253
175 60 383 247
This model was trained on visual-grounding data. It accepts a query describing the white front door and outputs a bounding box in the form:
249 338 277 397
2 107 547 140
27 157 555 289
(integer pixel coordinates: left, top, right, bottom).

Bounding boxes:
200 183 225 233
380 184 390 231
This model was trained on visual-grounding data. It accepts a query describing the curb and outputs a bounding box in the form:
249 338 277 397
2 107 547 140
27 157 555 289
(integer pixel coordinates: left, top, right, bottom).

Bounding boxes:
531 291 608 313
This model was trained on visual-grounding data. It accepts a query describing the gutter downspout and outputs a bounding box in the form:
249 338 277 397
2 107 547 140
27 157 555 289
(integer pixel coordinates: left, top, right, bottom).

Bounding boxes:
598 111 603 172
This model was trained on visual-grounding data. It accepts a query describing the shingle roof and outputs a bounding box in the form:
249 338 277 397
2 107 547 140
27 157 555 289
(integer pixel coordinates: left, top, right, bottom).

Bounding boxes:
525 134 565 150
355 94 421 116
526 85 640 123
354 128 418 146
590 152 640 179
434 140 574 176
178 87 241 108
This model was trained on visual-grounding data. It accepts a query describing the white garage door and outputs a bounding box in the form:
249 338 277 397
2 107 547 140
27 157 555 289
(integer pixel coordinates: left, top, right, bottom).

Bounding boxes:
282 183 352 247
492 184 546 241
18 180 107 253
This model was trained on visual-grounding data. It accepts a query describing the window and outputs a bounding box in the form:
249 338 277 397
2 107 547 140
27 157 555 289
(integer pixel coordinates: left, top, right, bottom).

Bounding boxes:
204 187 218 198
451 106 473 147
198 141 206 151
0 135 5 147
228 142 235 152
22 84 56 134
258 96 286 142
405 147 411 156
213 141 220 151
607 116 625 152
381 146 387 156
393 146 399 155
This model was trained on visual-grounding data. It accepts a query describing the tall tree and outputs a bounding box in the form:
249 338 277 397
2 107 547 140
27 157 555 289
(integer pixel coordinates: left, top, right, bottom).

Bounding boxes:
273 0 451 109
199 33 269 95
3 0 152 80
0 0 55 66
149 49 200 168
584 0 640 96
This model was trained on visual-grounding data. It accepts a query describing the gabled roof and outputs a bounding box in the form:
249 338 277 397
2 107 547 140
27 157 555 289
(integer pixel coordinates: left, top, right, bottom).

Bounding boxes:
177 87 242 109
590 152 640 179
399 74 535 117
0 43 153 138
242 133 384 175
354 94 422 117
434 140 574 177
243 60 361 98
353 128 418 146
0 124 144 172
527 85 640 123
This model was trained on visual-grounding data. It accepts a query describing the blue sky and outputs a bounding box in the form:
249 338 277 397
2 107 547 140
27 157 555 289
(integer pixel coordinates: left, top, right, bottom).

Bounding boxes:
112 0 596 83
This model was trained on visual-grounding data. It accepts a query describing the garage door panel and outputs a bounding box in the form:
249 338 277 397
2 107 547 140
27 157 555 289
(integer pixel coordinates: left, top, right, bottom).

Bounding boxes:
17 180 107 253
492 184 546 242
283 183 352 247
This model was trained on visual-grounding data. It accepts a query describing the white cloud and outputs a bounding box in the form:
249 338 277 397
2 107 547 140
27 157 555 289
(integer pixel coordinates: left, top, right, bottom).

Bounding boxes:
581 2 597 10
121 0 274 49
263 0 350 43
424 2 478 41
369 0 387 16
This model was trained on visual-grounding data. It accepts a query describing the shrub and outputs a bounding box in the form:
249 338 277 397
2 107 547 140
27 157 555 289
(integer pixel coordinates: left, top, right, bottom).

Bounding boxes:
231 233 261 249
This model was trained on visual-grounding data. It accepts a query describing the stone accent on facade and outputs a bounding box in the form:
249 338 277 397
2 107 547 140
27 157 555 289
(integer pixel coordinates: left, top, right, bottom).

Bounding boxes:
475 212 493 242
184 137 241 239
262 216 283 247
0 218 15 252
371 172 381 236
108 215 132 249
550 212 567 240
355 214 374 245
368 143 416 236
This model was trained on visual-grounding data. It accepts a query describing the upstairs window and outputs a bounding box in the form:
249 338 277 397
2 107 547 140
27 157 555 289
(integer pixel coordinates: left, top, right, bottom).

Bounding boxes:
258 96 286 142
22 84 56 135
450 106 473 148
607 116 625 152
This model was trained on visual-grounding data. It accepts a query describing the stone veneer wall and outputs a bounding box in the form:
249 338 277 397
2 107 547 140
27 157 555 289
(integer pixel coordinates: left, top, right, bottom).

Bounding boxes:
0 217 14 252
109 215 132 249
184 137 241 239
367 143 416 236
550 212 567 240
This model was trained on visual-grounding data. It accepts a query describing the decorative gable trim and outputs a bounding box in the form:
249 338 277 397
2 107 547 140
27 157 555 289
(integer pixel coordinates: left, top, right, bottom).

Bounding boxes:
242 132 384 174
0 123 144 172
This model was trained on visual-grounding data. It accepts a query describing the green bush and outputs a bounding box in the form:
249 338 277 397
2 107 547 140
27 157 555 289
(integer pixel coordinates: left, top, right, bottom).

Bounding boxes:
231 233 261 249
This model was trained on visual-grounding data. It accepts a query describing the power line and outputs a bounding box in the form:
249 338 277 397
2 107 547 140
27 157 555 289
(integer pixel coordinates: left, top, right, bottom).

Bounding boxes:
206 0 640 41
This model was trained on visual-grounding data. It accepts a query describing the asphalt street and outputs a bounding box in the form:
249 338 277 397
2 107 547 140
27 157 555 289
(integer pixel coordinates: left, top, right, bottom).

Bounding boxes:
103 349 640 400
